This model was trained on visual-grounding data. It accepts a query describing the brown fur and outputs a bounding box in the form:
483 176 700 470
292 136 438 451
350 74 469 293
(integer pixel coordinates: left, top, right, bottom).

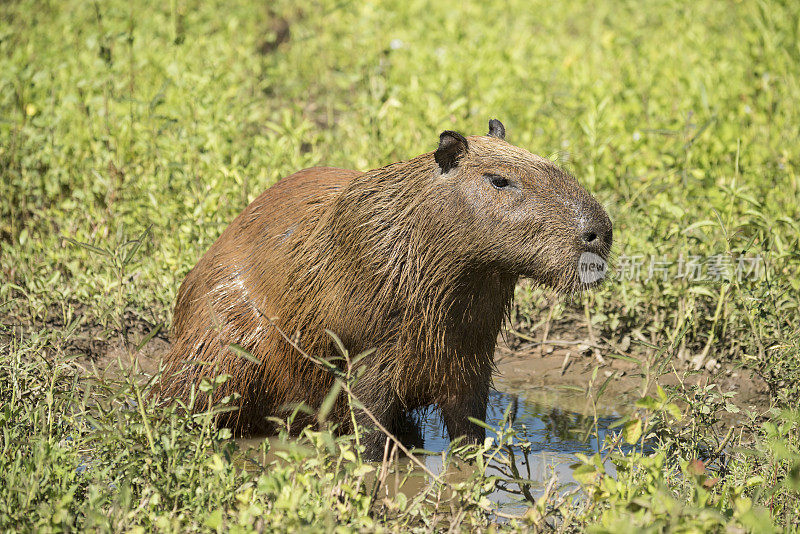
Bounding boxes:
159 122 612 458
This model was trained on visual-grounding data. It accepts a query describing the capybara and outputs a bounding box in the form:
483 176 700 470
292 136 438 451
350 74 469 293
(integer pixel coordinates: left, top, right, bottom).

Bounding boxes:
159 120 612 458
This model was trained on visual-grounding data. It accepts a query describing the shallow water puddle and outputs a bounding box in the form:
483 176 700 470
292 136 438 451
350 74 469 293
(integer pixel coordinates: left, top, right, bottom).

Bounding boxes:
415 388 626 512
421 388 622 456
236 387 630 515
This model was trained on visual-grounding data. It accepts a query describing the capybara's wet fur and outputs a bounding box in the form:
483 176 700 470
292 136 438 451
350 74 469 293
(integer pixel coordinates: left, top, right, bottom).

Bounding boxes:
160 120 612 458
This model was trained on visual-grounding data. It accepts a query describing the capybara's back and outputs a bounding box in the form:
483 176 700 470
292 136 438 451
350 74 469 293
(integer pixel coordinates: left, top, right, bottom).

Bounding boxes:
164 167 360 424
160 120 612 458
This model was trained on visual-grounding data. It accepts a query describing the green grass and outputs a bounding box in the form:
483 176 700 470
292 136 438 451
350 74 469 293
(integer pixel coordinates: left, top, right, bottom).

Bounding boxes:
2 0 800 531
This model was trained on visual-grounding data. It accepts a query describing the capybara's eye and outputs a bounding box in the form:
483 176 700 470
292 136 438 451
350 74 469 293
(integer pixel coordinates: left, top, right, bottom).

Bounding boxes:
486 174 510 189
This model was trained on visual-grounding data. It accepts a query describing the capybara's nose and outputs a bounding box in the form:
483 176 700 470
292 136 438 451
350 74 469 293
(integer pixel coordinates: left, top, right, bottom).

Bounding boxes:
580 229 599 246
578 211 612 253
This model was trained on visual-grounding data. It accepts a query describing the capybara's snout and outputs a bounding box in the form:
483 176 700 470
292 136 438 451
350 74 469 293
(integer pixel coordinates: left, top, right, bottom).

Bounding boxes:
576 198 613 257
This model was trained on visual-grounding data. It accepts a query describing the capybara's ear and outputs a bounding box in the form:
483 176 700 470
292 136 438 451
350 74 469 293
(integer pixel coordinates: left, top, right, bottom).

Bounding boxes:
435 130 468 174
487 119 506 140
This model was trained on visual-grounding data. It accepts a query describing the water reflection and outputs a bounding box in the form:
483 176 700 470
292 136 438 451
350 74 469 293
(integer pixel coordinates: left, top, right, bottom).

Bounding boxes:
419 388 621 456
415 388 625 512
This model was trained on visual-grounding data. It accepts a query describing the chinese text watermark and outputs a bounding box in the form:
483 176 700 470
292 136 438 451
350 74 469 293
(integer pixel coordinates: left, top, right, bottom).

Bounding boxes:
613 254 764 282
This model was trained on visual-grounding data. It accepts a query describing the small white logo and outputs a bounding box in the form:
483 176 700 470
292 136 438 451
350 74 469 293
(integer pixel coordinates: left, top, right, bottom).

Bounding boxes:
578 252 607 284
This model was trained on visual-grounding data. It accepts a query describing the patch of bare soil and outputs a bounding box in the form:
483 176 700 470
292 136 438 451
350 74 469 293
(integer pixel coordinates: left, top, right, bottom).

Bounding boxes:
75 329 167 379
69 316 168 379
1 302 168 379
493 331 770 413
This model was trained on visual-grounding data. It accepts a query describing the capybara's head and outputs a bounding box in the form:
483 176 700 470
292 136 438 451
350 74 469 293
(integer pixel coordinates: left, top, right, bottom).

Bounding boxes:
434 119 612 292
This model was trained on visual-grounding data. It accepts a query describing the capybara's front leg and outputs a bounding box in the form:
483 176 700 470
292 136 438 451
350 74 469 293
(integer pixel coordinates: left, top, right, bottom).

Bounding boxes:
349 382 398 461
359 426 391 461
439 383 489 448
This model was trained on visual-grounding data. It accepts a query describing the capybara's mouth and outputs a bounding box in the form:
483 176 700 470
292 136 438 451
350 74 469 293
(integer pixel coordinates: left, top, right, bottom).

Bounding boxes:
518 249 611 294
521 274 607 295
575 250 609 288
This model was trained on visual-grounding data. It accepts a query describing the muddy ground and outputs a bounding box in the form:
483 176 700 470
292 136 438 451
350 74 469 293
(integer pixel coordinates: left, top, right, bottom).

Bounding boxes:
35 307 769 415
494 337 769 414
2 300 769 416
